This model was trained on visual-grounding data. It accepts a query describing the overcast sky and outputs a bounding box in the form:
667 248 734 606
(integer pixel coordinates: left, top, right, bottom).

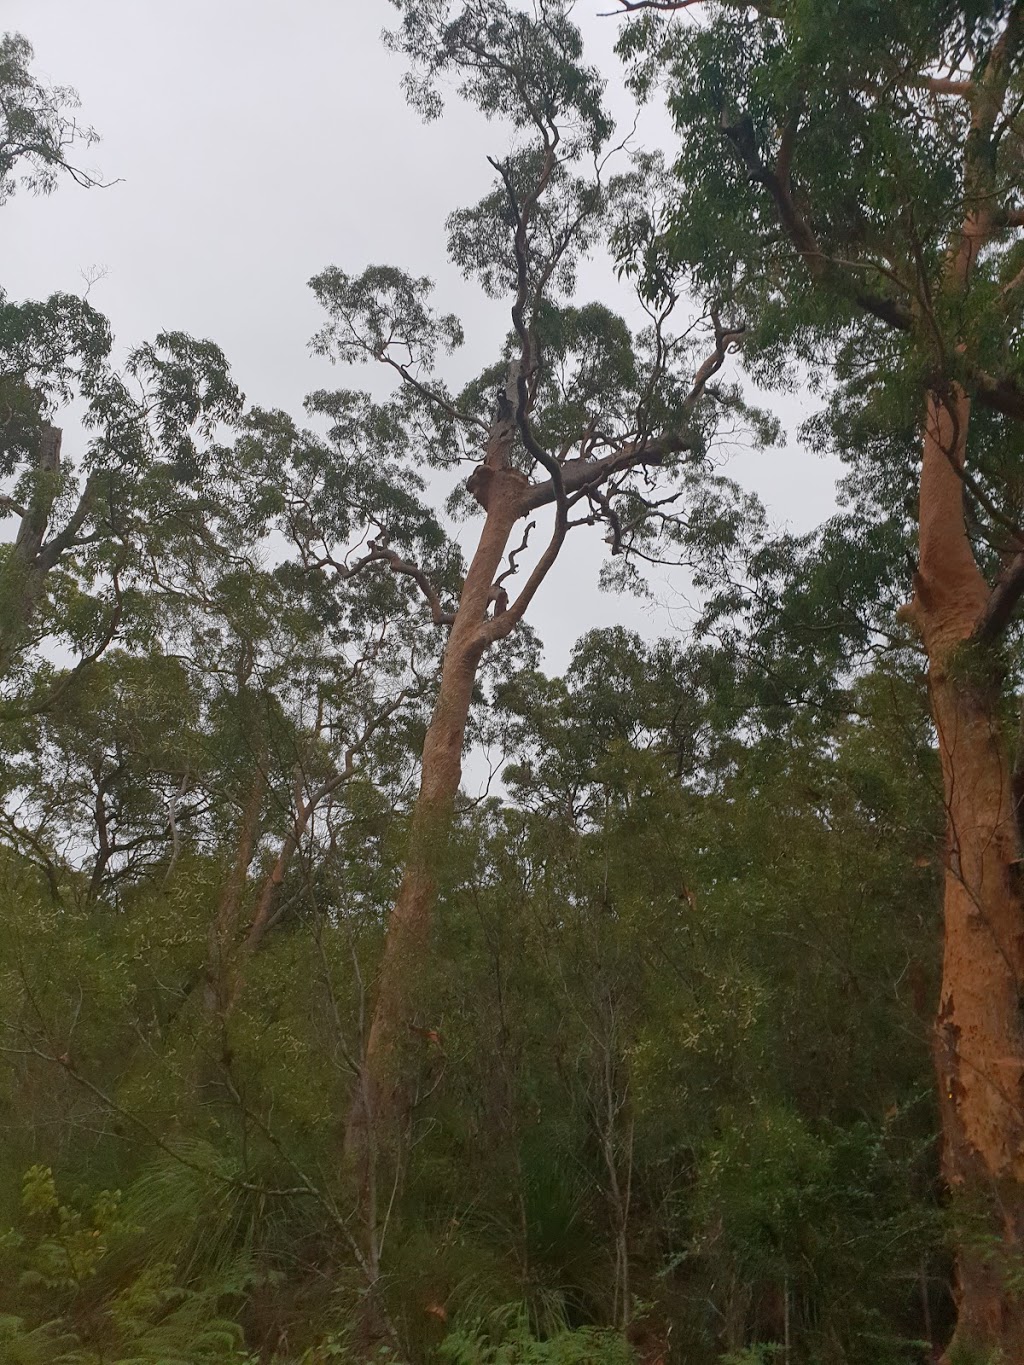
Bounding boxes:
3 1 840 672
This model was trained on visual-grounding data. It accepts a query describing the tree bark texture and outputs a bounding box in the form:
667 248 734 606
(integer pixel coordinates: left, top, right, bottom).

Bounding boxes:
904 390 1024 1362
345 459 528 1165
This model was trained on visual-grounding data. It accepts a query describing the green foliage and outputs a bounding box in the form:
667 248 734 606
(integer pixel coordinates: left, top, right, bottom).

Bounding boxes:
0 33 101 203
0 1166 253 1364
0 6 983 1364
385 0 612 153
439 1312 633 1365
310 266 465 374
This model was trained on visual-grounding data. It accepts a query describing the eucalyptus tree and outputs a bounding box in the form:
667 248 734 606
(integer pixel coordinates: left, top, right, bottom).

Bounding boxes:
0 290 243 687
0 35 247 691
0 31 103 204
614 0 1024 1356
189 395 457 1027
311 0 771 1225
2 384 459 973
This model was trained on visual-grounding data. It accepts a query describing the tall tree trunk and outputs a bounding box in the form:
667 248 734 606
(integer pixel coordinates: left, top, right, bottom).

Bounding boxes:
342 382 529 1344
345 462 527 1159
904 390 1024 1361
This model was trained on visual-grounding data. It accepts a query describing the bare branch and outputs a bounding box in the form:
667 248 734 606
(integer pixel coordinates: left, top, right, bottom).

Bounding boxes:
379 352 488 433
494 519 537 594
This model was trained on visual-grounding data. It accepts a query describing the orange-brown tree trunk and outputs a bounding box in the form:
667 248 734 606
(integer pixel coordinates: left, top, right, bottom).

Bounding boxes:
341 391 530 1340
906 390 1024 1361
345 463 528 1163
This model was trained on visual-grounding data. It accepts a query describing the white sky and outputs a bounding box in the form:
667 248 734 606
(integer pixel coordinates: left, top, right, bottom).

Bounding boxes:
3 1 839 673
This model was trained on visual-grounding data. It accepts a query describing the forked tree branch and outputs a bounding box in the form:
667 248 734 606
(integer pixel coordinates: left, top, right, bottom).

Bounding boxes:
522 315 742 512
324 539 455 626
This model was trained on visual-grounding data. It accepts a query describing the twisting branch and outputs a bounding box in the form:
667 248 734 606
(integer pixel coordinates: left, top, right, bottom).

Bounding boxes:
317 537 455 627
589 485 625 554
494 519 536 593
482 506 567 643
489 153 568 505
367 539 457 626
720 111 913 332
480 150 573 641
683 308 746 407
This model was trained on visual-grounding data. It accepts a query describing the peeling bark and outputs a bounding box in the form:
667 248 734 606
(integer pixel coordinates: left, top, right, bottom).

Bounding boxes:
714 10 1024 1346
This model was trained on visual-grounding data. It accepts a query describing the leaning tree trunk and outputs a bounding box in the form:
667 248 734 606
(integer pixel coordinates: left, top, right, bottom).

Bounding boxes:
345 460 527 1160
904 389 1024 1362
343 392 529 1338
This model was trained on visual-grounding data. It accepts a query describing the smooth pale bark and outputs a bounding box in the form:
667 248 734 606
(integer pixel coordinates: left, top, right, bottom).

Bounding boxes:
338 314 740 1336
344 459 528 1163
338 383 530 1356
902 388 1024 1361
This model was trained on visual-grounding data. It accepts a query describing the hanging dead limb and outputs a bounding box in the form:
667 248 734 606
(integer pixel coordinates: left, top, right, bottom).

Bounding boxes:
492 519 537 613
